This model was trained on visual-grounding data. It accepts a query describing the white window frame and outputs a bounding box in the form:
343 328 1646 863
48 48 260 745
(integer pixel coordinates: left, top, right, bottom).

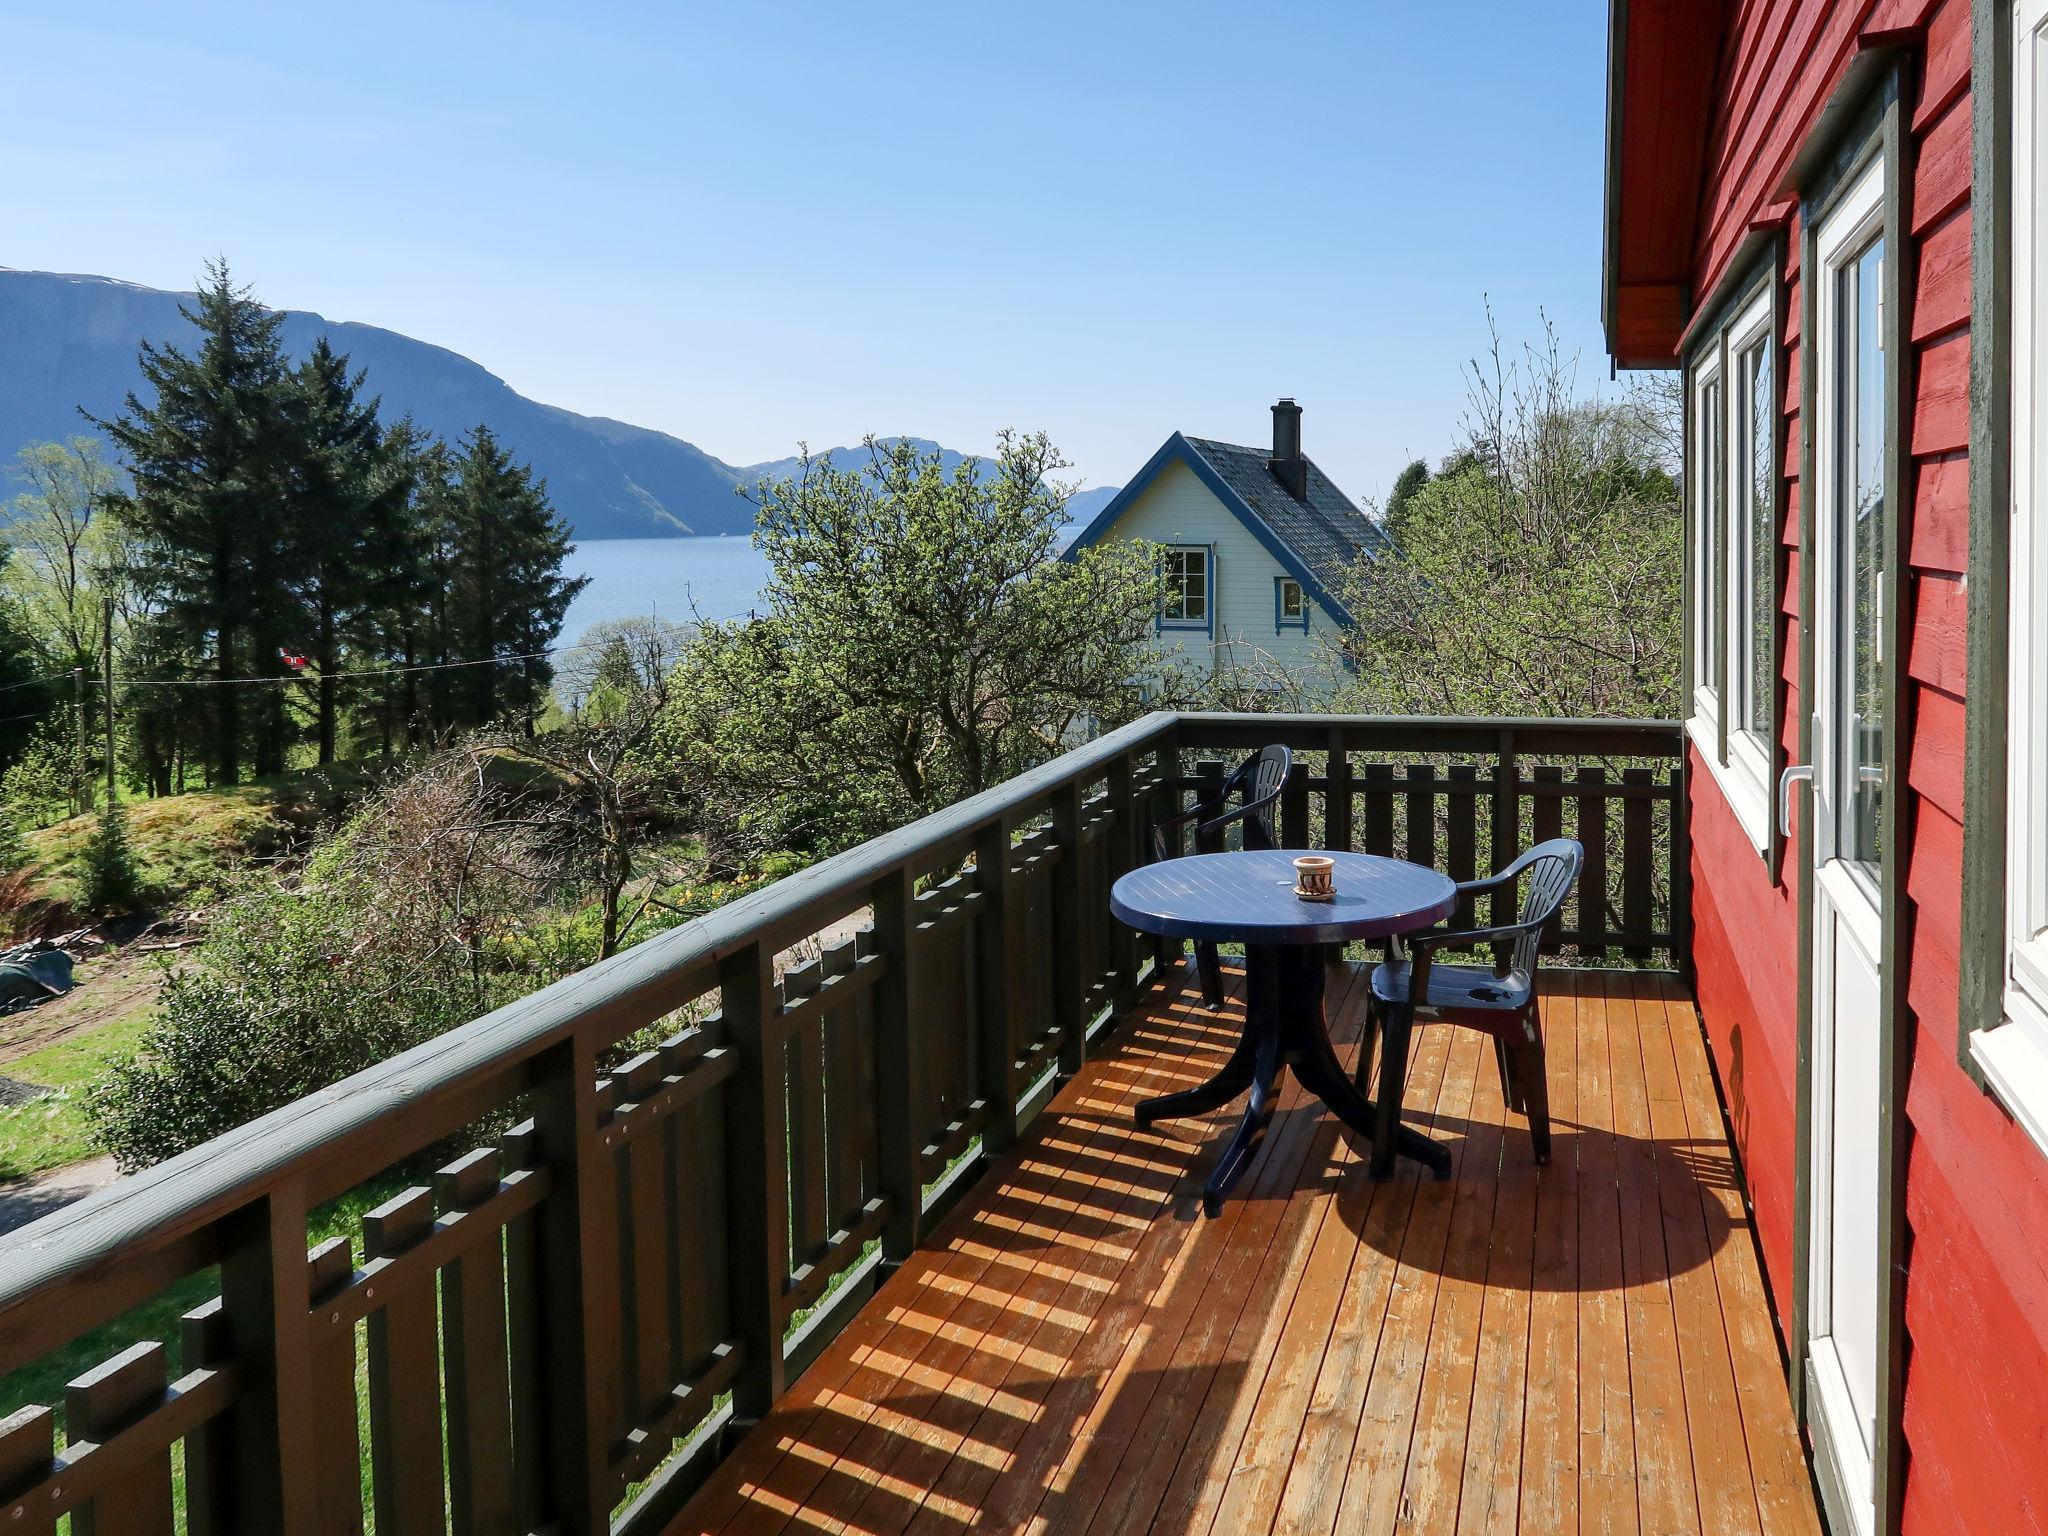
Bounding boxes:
1722 289 1777 849
1687 352 1725 750
1160 545 1210 627
1974 0 2048 1157
1685 287 1777 854
1275 576 1307 631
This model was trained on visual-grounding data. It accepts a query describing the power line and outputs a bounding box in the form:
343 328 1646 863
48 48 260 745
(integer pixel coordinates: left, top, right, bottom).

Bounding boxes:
103 635 628 689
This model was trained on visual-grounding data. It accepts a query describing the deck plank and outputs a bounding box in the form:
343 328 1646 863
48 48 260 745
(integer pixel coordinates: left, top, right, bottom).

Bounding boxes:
671 970 1821 1536
1514 979 1581 1535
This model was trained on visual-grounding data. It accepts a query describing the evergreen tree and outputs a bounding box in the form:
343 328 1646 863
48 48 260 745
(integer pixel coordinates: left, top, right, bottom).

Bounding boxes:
444 425 586 732
92 261 302 784
287 340 411 763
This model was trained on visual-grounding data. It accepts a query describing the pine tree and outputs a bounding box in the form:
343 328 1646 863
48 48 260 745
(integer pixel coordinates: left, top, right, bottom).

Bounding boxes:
92 261 303 785
287 340 411 764
444 426 586 732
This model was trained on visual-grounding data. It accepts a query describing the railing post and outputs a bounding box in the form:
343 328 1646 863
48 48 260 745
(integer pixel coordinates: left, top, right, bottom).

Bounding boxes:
1670 753 1694 977
870 867 928 1264
193 1182 319 1536
1049 778 1086 1079
1105 754 1141 1011
1146 728 1180 975
718 939 788 1428
975 813 1022 1153
1324 726 1353 852
528 1033 616 1534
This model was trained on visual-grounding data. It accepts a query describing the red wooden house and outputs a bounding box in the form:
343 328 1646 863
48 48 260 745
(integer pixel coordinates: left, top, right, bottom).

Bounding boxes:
1607 2 2048 1531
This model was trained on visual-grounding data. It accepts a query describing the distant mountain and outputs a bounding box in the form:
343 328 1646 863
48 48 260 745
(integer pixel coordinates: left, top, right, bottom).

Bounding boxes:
737 439 1120 531
0 269 1118 541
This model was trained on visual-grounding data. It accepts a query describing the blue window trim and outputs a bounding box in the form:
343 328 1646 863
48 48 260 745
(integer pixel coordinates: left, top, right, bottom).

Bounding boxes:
1157 543 1215 636
1063 432 1355 624
1274 576 1309 632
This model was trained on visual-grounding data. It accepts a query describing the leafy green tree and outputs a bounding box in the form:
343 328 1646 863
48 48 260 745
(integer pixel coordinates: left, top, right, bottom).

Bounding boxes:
1334 318 1681 719
2 437 131 672
1382 457 1431 544
660 433 1162 859
92 261 302 783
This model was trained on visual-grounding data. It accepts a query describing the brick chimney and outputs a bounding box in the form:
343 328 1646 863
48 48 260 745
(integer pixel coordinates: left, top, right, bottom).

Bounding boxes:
1269 398 1306 499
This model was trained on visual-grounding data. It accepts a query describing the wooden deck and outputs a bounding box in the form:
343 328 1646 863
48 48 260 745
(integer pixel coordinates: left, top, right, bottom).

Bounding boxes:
675 963 1822 1536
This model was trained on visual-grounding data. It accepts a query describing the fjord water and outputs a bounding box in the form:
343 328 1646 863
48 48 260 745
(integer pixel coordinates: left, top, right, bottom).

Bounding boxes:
559 535 773 651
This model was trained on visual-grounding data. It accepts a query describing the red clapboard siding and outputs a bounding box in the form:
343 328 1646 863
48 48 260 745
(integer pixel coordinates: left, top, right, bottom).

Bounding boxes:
1906 684 1966 821
1906 801 1965 996
1898 1152 2048 1534
1914 0 1973 129
1910 452 1970 571
1911 204 1970 341
1913 92 1973 234
1907 571 1968 694
1911 328 1971 455
1907 1055 2048 1326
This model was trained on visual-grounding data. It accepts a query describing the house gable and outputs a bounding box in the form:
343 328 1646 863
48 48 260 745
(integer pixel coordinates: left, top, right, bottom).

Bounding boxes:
1067 432 1356 625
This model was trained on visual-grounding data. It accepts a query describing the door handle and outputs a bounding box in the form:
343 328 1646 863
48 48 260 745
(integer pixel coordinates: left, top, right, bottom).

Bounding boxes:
1778 763 1814 838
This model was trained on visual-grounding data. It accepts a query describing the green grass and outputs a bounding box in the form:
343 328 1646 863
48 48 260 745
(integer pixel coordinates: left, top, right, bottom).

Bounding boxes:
0 1007 155 1179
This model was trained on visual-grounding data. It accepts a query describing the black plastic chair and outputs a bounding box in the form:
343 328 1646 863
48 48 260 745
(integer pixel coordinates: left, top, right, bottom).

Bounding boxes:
1150 743 1291 1009
1355 837 1583 1174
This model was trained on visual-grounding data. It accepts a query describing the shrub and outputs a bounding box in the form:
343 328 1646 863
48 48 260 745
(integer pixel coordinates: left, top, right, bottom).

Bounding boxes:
89 748 581 1170
89 875 488 1169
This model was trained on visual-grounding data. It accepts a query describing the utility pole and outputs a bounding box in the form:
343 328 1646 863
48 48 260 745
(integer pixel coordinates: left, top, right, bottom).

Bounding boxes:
102 596 117 810
71 665 89 816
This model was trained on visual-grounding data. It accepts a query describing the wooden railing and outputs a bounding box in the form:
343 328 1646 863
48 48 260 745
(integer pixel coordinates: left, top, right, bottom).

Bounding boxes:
0 712 1682 1536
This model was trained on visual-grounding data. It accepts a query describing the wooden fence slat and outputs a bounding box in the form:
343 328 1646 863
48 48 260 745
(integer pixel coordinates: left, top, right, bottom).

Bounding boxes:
609 1053 673 1435
1447 764 1480 929
719 940 788 1421
1281 761 1310 848
1049 780 1088 1076
1325 730 1354 851
1404 762 1437 873
0 1405 54 1536
871 867 926 1263
67 1340 174 1536
781 960 831 1271
437 1149 516 1536
975 815 1022 1153
821 938 867 1231
1622 766 1655 961
363 1188 446 1536
300 1241 365 1536
1531 765 1565 953
1577 766 1612 962
1362 761 1395 856
497 1122 547 1534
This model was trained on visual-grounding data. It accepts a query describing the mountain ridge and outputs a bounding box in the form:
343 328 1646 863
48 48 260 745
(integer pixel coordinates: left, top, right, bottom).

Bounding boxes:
0 268 1119 539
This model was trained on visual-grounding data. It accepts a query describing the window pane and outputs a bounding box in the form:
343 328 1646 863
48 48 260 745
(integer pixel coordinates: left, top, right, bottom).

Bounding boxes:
1699 377 1723 694
1841 239 1887 867
1748 341 1774 737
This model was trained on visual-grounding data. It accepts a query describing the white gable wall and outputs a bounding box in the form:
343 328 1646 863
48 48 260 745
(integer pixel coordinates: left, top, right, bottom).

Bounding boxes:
1091 456 1341 689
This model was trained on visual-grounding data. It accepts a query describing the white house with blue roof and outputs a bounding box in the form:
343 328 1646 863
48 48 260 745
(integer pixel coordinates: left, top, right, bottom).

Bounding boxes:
1067 399 1381 691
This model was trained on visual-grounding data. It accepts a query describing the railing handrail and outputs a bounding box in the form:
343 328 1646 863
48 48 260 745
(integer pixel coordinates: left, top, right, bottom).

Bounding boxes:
0 709 1184 1336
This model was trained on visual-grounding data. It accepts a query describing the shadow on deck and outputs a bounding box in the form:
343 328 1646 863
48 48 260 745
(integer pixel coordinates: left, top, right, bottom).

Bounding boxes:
676 964 1822 1535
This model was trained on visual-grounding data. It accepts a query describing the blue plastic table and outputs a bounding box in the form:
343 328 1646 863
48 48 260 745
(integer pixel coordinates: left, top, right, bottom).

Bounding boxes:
1110 849 1457 1214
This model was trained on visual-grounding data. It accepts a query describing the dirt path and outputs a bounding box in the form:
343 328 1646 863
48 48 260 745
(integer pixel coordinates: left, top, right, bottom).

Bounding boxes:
0 1153 119 1235
0 946 175 1066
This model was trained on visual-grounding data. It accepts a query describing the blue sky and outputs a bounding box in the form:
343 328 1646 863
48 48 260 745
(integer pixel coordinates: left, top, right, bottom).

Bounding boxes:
3 1 1611 505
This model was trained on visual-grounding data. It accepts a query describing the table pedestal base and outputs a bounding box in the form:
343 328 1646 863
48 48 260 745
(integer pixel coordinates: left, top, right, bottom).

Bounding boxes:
1136 945 1451 1216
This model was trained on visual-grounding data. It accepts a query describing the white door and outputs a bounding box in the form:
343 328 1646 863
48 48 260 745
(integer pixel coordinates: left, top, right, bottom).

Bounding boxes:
1804 152 1888 1536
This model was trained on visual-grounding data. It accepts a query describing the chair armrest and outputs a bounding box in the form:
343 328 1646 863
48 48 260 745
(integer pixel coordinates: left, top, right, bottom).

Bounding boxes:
1194 781 1284 842
1404 920 1538 954
1451 869 1519 899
